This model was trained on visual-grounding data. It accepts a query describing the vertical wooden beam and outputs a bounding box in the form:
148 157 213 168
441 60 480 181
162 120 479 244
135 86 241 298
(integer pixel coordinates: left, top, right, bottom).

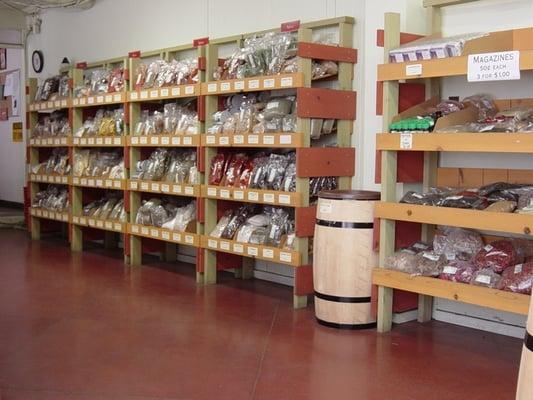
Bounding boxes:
418 5 442 323
71 186 83 251
377 12 400 333
294 26 313 309
241 257 254 280
203 41 221 285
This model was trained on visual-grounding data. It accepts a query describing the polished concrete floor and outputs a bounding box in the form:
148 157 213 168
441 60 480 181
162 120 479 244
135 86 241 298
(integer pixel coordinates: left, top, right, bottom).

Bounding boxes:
0 228 523 400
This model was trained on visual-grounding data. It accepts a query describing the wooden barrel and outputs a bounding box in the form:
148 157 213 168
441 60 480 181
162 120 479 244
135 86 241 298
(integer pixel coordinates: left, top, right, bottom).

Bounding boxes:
313 190 380 329
516 295 533 399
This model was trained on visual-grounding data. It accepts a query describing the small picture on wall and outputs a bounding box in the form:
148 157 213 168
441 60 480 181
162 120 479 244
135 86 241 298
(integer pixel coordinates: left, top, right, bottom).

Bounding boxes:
0 49 6 70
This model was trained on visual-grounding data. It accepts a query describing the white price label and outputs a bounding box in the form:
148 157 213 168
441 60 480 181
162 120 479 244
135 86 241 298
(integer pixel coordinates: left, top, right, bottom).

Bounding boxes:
248 191 259 201
114 223 122 231
262 249 274 259
114 137 121 145
248 79 259 89
247 246 258 256
171 87 180 96
172 137 181 145
132 225 139 233
475 274 491 285
150 90 158 98
96 179 103 187
96 138 103 145
207 187 217 196
263 193 275 203
140 91 148 99
141 182 149 190
172 185 182 193
185 235 194 244
208 239 218 249
96 96 104 103
161 136 170 145
151 183 160 192
105 221 113 229
220 82 230 92
234 81 244 90
88 138 95 145
233 190 244 200
467 51 520 82
105 138 112 145
279 252 292 263
105 179 112 187
113 94 122 102
206 135 215 144
400 132 413 149
140 136 148 144
207 83 217 93
233 243 243 253
88 97 95 104
96 220 104 228
220 241 230 251
405 64 422 76
141 227 149 235
61 100 68 107
220 189 230 199
162 231 170 240
113 180 121 189
263 136 275 145
263 78 275 88
219 136 229 145
234 135 244 144
150 229 159 238
160 88 169 97
184 186 194 195
248 135 259 144
278 194 290 205
80 98 86 105
279 135 292 145
280 77 293 87
161 184 170 193
130 181 138 189
150 136 159 145
183 137 192 145
105 95 113 103
88 179 95 186
172 233 182 242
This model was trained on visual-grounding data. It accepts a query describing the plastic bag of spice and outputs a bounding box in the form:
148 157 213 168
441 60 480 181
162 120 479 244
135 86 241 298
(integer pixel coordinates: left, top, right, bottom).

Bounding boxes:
439 260 479 283
470 268 501 288
433 227 483 261
472 240 524 273
497 262 533 294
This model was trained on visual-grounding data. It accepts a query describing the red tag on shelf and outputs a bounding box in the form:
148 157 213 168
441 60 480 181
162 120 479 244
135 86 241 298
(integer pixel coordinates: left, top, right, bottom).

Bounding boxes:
128 50 141 58
281 20 300 32
193 37 209 47
75 62 87 69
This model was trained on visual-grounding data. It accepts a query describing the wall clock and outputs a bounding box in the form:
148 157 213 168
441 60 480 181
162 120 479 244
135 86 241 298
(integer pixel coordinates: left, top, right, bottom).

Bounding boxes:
32 50 44 73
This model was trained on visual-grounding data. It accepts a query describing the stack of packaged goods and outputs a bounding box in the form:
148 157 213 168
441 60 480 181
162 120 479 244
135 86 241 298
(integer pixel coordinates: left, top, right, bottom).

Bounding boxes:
132 148 198 184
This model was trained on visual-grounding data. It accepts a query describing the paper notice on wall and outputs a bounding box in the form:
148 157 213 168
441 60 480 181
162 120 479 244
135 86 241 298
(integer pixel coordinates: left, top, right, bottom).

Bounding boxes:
3 70 19 97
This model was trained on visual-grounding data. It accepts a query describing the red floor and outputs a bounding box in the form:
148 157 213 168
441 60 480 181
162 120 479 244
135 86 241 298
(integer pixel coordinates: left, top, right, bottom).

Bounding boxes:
0 229 523 400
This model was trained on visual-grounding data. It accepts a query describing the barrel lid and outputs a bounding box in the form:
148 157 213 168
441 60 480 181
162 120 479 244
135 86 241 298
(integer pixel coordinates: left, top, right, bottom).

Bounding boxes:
318 190 380 201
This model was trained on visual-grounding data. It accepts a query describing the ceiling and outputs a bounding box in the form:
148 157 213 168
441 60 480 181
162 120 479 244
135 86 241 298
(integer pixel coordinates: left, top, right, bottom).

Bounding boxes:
0 0 95 14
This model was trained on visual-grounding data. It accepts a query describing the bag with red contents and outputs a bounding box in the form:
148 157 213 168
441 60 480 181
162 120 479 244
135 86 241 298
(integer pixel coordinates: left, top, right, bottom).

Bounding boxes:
222 154 247 187
472 240 523 273
439 260 479 283
209 153 227 185
237 159 254 189
497 262 533 294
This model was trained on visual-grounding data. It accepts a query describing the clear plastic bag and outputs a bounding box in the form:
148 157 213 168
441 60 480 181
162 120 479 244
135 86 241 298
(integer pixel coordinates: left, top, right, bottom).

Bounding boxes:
473 240 524 273
432 227 484 261
385 249 419 274
470 268 501 288
439 260 479 283
497 262 533 294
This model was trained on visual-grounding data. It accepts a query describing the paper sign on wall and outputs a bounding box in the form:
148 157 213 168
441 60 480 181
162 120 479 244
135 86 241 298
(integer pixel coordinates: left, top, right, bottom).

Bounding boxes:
467 51 520 82
12 122 22 142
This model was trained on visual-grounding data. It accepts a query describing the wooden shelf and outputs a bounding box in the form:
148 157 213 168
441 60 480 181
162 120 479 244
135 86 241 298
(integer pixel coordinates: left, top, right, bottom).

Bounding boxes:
72 92 125 107
201 73 304 95
72 215 126 233
30 208 70 223
29 174 70 185
201 236 300 267
129 223 200 247
372 268 530 315
375 202 533 236
29 137 70 147
29 98 70 112
378 49 533 81
127 135 199 147
377 132 533 153
128 180 200 197
128 84 200 101
202 132 304 148
72 177 126 190
72 136 125 146
203 185 302 207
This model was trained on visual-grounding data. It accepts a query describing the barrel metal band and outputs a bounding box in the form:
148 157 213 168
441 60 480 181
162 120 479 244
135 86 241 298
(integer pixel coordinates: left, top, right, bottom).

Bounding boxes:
526 331 533 352
316 219 373 229
316 318 377 330
315 291 371 304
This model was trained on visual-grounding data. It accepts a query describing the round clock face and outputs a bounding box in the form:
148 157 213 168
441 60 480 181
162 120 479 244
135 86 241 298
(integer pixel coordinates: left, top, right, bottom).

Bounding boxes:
32 50 43 73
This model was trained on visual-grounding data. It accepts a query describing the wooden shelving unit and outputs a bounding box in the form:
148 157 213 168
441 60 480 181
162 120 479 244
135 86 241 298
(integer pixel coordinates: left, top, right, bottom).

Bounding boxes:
26 17 357 309
26 69 72 242
126 43 205 279
68 56 129 256
202 17 357 308
375 4 533 332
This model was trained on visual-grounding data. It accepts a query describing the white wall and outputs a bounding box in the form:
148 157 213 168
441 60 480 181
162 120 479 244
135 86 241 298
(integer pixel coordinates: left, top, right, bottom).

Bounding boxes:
0 47 24 203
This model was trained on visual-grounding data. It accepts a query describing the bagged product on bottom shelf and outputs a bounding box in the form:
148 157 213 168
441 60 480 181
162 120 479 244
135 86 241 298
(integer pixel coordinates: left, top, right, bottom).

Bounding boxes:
83 197 126 222
472 240 524 273
497 263 533 294
73 150 124 179
470 267 502 288
32 185 69 212
135 198 195 231
31 148 70 176
439 260 479 283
